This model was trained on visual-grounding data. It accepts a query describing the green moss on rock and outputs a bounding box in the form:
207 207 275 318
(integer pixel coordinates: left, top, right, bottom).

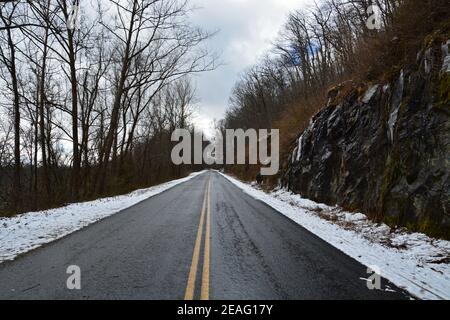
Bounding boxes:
416 217 450 239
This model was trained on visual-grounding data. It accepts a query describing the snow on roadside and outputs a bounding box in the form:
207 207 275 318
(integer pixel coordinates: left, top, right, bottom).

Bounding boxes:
220 172 450 300
0 171 205 264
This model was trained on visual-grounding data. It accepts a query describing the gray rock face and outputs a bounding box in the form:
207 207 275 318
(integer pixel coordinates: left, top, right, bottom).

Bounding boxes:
283 41 450 237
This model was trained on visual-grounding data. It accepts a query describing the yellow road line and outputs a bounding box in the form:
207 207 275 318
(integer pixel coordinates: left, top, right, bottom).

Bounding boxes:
201 179 212 300
184 181 208 300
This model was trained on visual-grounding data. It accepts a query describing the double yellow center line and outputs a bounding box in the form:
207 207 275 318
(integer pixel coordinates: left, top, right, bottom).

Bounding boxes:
184 178 211 300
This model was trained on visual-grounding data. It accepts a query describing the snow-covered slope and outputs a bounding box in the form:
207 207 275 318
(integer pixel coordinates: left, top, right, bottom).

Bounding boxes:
0 171 205 264
220 172 450 300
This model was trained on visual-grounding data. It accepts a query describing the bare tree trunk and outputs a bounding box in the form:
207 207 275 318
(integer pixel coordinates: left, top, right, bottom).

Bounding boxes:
38 23 50 202
4 22 21 211
96 23 134 193
33 90 38 209
68 36 80 200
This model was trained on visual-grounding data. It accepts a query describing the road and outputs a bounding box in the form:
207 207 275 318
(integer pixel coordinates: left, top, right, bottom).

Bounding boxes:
0 171 409 299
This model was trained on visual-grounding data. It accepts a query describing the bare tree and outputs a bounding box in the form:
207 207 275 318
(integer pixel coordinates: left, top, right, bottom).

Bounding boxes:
0 1 22 210
95 0 216 193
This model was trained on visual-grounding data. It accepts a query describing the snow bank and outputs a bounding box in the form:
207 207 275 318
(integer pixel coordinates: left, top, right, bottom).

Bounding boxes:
220 172 450 300
0 171 205 264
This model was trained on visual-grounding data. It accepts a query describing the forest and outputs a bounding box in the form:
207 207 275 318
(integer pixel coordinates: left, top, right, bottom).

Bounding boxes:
0 0 449 216
0 0 216 215
222 0 449 183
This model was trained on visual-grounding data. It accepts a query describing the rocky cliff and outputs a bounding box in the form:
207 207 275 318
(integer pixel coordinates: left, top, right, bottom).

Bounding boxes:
283 39 450 238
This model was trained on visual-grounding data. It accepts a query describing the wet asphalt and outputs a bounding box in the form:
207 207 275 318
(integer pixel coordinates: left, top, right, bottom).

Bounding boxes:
0 171 409 299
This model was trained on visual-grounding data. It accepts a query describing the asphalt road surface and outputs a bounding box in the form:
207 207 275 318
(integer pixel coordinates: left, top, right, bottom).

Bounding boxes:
0 171 409 299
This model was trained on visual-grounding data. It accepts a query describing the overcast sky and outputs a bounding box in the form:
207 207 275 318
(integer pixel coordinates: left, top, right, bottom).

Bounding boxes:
189 0 314 134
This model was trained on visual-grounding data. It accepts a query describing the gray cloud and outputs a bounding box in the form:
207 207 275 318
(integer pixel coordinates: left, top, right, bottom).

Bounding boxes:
189 0 314 132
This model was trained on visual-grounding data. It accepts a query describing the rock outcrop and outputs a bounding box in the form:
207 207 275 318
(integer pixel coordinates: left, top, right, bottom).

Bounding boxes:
283 39 450 238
